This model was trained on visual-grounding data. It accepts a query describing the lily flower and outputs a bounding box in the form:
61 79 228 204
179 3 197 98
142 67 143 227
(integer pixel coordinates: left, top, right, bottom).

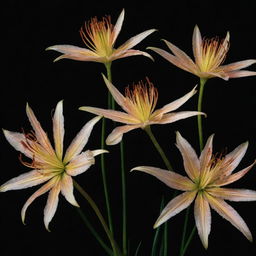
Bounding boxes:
148 25 256 80
0 101 106 230
46 9 156 63
80 74 205 145
132 132 256 249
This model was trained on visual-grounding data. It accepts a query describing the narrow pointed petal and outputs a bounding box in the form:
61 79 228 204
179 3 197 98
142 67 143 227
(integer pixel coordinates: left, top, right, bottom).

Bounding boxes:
156 86 197 114
53 100 64 160
111 49 154 61
65 150 95 176
163 39 197 69
106 124 140 145
79 106 139 124
204 71 229 81
0 170 54 192
63 116 101 163
154 191 197 228
131 166 195 191
221 59 256 72
112 9 125 44
118 29 156 51
44 181 61 231
155 111 205 125
207 188 256 202
176 132 200 180
3 129 32 158
21 178 56 224
26 103 55 155
194 193 211 249
192 25 203 65
60 174 79 207
206 194 252 242
91 149 109 157
226 70 256 78
199 134 214 174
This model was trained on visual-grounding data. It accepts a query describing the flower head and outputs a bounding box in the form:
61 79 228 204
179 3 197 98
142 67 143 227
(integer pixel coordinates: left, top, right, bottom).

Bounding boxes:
148 25 256 80
0 101 106 230
47 9 156 64
80 74 205 145
132 132 256 249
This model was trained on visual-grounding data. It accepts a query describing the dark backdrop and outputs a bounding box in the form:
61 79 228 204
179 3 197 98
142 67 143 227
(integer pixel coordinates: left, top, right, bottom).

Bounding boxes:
1 1 256 255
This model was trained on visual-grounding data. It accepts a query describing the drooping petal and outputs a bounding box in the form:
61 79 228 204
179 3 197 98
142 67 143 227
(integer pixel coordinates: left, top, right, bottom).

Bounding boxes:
60 174 79 207
106 124 140 145
131 166 195 191
226 70 256 78
194 193 211 249
53 100 64 160
175 132 200 180
91 149 109 157
206 194 252 242
65 150 95 176
203 70 229 81
154 191 197 228
192 25 203 65
21 177 56 224
63 116 101 163
111 49 154 61
26 103 55 155
79 106 139 124
112 9 125 44
44 180 61 231
220 59 256 72
207 187 256 202
0 170 54 192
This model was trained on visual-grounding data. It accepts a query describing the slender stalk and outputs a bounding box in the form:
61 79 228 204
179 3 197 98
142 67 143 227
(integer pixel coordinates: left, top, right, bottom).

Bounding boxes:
179 206 190 255
197 78 207 151
144 125 173 171
179 226 196 256
74 181 121 256
163 222 168 256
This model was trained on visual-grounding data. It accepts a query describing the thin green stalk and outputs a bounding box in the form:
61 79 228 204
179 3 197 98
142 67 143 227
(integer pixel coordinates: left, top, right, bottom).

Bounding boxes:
144 125 173 171
179 206 190 255
74 181 121 256
179 226 196 256
197 78 207 152
163 222 168 256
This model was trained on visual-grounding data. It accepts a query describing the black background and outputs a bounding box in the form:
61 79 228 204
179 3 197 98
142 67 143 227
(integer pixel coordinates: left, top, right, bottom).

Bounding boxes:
1 1 256 255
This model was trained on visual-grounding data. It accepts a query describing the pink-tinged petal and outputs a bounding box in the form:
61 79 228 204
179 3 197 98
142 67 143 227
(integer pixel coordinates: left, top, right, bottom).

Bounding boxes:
91 149 108 157
148 47 196 73
21 177 56 224
199 134 214 175
215 31 230 62
154 191 197 228
155 111 205 125
207 188 256 202
79 106 139 124
223 141 248 176
26 103 55 155
112 9 125 44
206 194 253 242
220 59 256 72
226 70 256 78
3 129 32 158
192 25 203 65
65 150 95 176
63 116 101 163
52 53 106 63
106 124 140 145
163 39 197 70
214 161 256 186
53 100 64 160
0 170 54 192
194 193 211 249
203 71 229 81
118 29 157 51
44 180 61 231
60 174 79 207
176 132 200 180
111 49 154 61
131 166 195 191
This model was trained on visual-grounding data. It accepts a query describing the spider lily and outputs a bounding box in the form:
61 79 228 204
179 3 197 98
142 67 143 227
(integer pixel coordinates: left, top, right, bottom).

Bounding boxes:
80 74 205 145
148 25 256 80
132 132 256 249
47 9 156 64
0 101 106 230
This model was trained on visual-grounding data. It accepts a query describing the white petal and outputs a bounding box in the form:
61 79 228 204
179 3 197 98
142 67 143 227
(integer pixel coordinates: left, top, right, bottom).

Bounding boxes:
192 25 203 65
226 70 256 78
221 59 256 72
111 49 154 61
112 9 125 44
199 134 214 174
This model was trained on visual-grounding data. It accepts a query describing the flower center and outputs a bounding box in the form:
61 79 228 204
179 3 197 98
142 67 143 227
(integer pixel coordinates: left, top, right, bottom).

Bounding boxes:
80 16 114 57
125 78 158 124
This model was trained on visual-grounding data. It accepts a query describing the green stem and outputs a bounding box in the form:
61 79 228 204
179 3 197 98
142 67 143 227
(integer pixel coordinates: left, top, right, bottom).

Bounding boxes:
179 226 196 256
197 78 207 152
179 206 190 255
144 125 173 171
163 221 168 256
74 181 121 256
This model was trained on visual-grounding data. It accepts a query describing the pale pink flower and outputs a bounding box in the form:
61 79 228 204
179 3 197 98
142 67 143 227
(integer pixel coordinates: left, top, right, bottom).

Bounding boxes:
148 25 256 80
0 101 106 230
132 132 256 248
